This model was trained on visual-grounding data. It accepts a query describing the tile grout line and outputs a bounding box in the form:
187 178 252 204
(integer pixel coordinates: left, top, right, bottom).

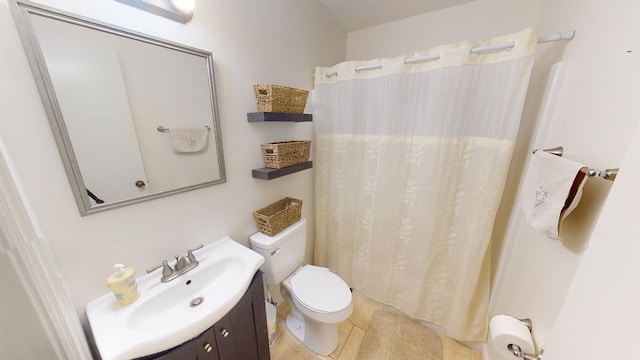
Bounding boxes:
270 294 481 360
272 315 286 345
333 321 355 360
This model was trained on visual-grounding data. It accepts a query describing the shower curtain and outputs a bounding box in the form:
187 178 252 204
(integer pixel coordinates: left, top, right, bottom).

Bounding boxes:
313 28 537 341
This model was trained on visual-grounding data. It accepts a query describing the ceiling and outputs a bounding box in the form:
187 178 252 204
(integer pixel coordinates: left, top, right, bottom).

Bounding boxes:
317 0 475 32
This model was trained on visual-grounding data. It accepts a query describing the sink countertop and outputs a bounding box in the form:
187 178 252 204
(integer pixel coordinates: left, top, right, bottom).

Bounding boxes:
86 236 265 360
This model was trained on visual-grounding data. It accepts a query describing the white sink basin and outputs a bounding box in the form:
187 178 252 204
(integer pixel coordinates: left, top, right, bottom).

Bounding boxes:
86 237 265 360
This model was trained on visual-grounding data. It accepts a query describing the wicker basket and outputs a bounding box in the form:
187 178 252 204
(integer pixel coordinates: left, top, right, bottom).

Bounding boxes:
254 84 308 114
253 197 303 236
261 141 311 169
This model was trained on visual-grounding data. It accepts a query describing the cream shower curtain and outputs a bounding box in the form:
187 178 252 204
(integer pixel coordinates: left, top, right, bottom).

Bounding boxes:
313 29 537 341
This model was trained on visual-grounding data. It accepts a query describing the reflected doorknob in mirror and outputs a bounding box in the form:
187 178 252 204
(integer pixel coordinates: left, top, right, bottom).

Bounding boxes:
135 180 146 188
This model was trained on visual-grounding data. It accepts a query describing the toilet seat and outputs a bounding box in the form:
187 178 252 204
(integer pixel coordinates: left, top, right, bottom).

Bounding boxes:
290 265 351 314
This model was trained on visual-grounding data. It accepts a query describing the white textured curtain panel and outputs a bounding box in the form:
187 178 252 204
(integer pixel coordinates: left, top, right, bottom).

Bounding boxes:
313 28 537 341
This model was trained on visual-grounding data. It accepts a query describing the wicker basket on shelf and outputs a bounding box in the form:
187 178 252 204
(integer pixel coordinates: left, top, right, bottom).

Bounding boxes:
254 84 308 114
261 140 311 169
253 197 303 236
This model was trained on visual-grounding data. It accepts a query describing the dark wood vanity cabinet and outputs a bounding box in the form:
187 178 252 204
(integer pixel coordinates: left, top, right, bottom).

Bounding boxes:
139 271 270 360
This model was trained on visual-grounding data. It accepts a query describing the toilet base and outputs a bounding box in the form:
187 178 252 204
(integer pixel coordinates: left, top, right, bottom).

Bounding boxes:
281 283 341 356
285 309 339 356
285 312 305 344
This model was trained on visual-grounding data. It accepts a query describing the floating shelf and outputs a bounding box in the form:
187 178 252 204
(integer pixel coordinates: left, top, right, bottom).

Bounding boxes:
252 161 313 180
247 112 312 122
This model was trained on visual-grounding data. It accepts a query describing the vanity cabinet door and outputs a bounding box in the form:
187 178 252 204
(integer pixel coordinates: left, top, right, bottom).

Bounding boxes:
212 313 237 359
213 271 270 360
214 286 260 359
194 328 220 360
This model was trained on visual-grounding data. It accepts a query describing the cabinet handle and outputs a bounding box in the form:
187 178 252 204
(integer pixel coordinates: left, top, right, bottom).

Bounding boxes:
204 343 213 353
221 329 229 338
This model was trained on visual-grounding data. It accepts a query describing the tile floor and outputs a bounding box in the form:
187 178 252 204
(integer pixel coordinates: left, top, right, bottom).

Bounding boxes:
269 293 482 360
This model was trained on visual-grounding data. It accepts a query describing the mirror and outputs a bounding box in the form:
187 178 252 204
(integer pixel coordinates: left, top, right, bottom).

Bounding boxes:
10 0 226 216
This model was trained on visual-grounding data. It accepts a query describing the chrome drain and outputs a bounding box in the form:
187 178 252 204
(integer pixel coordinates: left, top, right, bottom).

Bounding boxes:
190 297 204 307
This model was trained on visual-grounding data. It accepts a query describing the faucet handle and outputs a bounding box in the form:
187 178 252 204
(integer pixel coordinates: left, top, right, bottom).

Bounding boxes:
187 244 204 262
146 262 164 273
188 244 204 252
146 260 174 277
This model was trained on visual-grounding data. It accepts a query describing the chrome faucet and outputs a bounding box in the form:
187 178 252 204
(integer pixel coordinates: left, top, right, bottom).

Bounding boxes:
147 244 204 283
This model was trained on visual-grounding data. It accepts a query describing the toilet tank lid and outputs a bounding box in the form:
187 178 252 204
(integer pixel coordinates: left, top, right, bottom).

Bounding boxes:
249 218 307 250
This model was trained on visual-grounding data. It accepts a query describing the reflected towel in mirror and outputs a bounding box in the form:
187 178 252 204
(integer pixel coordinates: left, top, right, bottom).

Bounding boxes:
521 150 587 239
169 128 209 153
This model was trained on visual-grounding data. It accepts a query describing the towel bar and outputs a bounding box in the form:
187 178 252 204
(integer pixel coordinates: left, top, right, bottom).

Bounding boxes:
532 146 618 181
157 125 211 133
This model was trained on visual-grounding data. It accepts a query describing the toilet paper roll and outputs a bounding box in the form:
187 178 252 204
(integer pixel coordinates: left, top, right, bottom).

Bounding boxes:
490 315 535 360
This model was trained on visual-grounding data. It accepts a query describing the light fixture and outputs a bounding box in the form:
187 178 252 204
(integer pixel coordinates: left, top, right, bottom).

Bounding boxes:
169 0 195 16
115 0 195 24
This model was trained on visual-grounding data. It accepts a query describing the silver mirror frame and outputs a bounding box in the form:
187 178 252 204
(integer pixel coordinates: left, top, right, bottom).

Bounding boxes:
9 0 226 216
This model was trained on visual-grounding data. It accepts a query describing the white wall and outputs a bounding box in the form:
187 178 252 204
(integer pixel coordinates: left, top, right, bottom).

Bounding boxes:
346 0 541 60
491 0 640 353
345 0 640 355
0 0 346 323
542 111 640 359
0 252 58 359
538 2 640 358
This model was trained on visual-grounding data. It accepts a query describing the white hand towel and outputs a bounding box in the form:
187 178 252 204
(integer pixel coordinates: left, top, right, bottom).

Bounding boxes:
169 128 209 153
521 151 587 239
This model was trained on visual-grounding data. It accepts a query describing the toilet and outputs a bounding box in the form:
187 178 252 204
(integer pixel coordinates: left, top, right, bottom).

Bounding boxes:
249 218 353 355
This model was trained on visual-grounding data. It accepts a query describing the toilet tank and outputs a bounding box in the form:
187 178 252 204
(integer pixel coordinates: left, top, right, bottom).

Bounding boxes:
249 218 307 285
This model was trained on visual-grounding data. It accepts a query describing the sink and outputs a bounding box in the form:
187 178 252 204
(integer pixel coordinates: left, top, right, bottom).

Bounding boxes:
86 237 265 360
126 257 243 331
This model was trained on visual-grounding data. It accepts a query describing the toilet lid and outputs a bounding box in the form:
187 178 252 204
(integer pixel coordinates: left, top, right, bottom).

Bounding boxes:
291 265 351 313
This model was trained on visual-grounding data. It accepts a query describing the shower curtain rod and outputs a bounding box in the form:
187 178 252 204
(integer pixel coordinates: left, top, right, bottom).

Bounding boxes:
333 30 575 75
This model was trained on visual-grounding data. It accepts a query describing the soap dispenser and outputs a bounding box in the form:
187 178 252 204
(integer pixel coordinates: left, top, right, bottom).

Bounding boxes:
107 264 140 306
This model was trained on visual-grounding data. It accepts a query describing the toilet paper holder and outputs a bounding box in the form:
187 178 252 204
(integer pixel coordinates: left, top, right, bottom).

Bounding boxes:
508 318 543 360
507 343 543 360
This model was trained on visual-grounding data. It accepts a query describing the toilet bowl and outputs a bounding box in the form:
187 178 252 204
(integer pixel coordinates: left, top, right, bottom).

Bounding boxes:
285 265 352 323
280 265 352 354
249 219 353 355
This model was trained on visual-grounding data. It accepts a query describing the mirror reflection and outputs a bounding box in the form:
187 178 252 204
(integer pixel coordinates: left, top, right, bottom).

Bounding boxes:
12 1 225 215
